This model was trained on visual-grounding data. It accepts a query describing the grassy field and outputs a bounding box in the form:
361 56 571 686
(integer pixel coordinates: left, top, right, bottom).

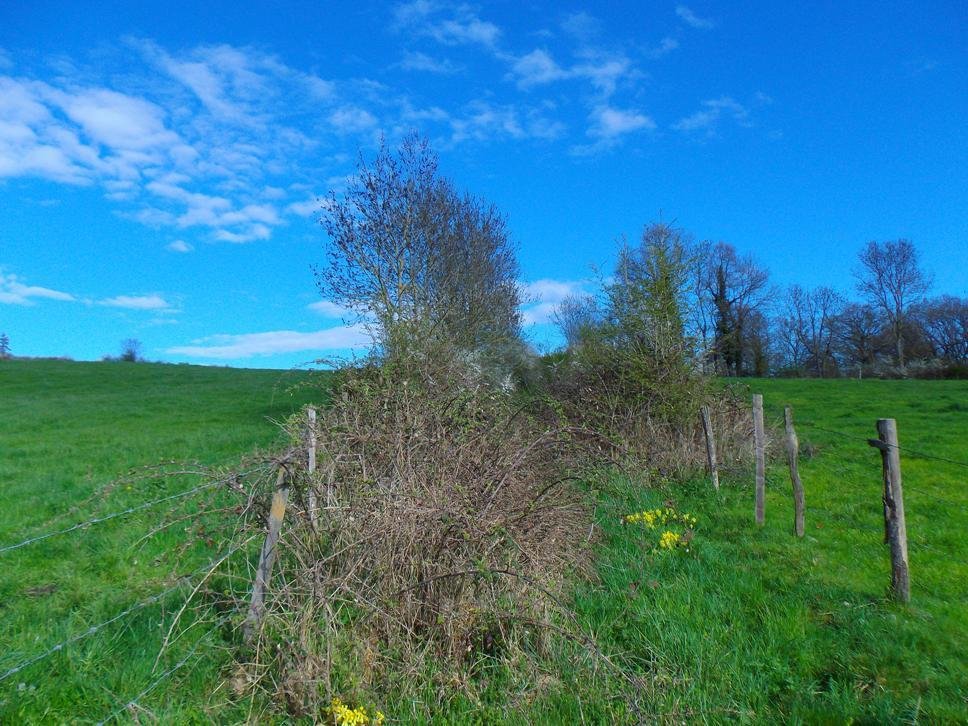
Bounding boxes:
0 360 322 723
1 363 965 722
545 377 967 722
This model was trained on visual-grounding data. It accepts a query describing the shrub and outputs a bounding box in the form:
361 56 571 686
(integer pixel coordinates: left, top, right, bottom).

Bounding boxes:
227 356 592 717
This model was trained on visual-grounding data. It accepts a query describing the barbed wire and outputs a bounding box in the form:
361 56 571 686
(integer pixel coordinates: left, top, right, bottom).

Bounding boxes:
0 464 274 556
95 638 206 726
758 404 968 471
0 481 220 555
0 541 251 684
792 419 968 470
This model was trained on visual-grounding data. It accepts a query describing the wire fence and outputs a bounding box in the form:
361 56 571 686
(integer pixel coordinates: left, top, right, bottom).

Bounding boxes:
1 398 963 719
0 459 280 723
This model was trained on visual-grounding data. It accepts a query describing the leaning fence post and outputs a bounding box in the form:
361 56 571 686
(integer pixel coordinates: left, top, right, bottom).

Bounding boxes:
868 419 910 602
244 465 290 642
307 407 318 529
700 405 720 491
753 394 766 525
783 406 805 537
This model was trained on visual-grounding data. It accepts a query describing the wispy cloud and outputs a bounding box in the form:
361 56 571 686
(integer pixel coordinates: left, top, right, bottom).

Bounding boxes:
519 278 590 324
167 325 371 358
99 294 173 310
672 96 750 135
648 37 680 59
395 2 501 49
166 239 194 253
0 269 75 305
675 5 715 30
398 51 461 74
307 300 354 317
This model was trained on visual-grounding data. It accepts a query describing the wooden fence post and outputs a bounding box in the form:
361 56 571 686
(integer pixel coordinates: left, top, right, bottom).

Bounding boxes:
783 406 805 537
700 405 720 491
753 394 766 525
307 407 318 529
243 465 290 642
869 419 910 602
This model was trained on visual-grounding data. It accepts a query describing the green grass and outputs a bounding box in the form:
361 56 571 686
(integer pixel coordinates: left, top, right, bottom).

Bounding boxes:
545 377 967 722
2 365 965 723
0 359 323 723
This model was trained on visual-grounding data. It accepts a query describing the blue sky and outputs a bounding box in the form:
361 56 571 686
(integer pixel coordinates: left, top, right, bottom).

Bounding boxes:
1 1 965 368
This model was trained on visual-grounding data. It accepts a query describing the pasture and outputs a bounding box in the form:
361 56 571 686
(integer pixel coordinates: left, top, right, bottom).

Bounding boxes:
1 362 965 722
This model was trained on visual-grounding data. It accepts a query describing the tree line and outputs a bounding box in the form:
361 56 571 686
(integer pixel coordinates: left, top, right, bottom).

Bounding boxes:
556 230 967 379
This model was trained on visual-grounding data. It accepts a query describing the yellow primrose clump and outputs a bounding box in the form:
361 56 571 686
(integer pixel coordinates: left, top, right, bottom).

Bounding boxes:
658 530 681 549
330 698 384 726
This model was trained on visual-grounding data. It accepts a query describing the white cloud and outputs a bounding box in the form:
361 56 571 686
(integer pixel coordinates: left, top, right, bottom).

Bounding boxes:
672 96 750 134
0 270 75 305
590 106 656 138
99 294 172 310
395 2 501 49
399 51 460 74
166 239 194 253
560 11 602 42
510 50 570 88
328 106 378 133
675 5 715 30
648 37 680 59
167 325 371 359
519 278 590 325
307 300 353 317
287 197 321 217
213 224 271 243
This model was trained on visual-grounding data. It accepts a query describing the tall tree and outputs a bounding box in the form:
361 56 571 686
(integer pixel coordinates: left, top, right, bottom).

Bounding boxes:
855 239 931 371
0 332 9 359
912 295 968 362
315 133 522 366
832 302 884 374
777 285 843 376
698 242 771 376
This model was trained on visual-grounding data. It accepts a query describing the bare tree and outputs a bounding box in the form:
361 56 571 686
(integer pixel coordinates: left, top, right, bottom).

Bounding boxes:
777 285 843 376
833 303 885 375
697 242 771 376
553 293 598 351
855 239 931 371
912 295 968 362
314 133 523 367
120 339 142 362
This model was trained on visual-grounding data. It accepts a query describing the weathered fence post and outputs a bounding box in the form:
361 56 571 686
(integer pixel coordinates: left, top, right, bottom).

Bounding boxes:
700 405 720 491
244 465 290 642
307 407 318 529
868 419 910 602
753 394 766 525
783 406 805 537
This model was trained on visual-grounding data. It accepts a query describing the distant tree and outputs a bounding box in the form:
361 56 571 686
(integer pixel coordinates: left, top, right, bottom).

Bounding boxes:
832 303 884 374
697 242 771 376
314 133 523 368
855 239 931 371
120 339 143 362
0 332 9 359
553 293 599 351
608 221 693 367
912 295 968 362
776 285 843 376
